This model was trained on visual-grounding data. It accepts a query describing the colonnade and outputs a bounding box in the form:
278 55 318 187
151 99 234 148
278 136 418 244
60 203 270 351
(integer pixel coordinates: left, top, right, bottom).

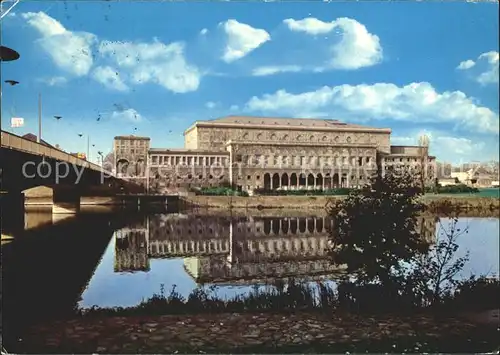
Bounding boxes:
262 172 366 189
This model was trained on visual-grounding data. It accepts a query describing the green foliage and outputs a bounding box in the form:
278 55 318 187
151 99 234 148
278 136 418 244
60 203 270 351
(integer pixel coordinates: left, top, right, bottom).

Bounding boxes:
425 184 479 194
253 188 354 196
328 167 428 286
79 280 338 316
78 276 499 318
193 187 249 197
396 217 471 307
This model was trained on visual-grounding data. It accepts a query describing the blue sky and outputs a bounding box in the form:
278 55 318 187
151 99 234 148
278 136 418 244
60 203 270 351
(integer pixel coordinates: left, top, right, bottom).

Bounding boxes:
1 1 498 164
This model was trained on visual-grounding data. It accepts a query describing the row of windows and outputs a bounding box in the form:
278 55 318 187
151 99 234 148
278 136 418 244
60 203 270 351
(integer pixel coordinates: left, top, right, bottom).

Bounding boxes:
154 173 226 180
237 173 368 181
241 132 356 144
115 141 148 148
150 155 228 166
116 148 147 155
235 155 373 167
150 239 327 253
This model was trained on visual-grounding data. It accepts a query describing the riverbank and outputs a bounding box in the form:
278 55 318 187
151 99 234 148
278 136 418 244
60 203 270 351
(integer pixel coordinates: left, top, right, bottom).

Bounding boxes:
12 310 499 354
23 194 500 214
180 195 500 211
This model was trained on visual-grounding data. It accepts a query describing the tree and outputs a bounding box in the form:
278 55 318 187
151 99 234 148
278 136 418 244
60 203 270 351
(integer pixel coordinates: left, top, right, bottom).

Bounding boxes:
103 152 115 171
418 135 430 190
405 217 470 307
328 167 429 287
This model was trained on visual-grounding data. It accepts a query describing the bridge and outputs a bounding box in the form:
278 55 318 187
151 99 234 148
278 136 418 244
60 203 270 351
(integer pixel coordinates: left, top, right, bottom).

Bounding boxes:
0 130 142 215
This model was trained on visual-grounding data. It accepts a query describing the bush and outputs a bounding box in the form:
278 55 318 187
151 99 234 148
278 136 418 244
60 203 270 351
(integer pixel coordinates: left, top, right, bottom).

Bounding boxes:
253 188 355 196
194 187 248 197
426 184 479 194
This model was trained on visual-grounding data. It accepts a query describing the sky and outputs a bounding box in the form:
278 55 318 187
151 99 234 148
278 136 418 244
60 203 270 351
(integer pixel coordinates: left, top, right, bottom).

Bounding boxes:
1 1 499 165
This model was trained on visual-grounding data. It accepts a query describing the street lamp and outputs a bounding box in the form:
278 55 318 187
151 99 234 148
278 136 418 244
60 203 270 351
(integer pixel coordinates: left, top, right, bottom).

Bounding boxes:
97 151 104 166
0 46 20 62
78 133 91 161
0 46 20 134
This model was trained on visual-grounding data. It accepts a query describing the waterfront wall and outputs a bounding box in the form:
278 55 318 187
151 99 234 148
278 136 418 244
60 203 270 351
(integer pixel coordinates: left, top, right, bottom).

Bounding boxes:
181 195 500 211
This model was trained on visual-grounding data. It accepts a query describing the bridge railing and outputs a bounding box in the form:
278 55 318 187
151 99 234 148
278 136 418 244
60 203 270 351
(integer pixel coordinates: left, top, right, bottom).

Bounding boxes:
1 131 112 174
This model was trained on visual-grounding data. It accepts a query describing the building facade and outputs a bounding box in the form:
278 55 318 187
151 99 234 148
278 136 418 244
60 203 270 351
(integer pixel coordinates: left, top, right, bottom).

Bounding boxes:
114 116 436 193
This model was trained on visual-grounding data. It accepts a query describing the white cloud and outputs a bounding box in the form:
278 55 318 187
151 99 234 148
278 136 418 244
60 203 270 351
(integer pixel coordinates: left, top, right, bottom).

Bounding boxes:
457 51 499 85
477 51 499 85
457 59 475 70
284 17 336 35
220 19 270 63
205 101 217 109
252 65 302 76
392 131 496 164
283 17 382 70
40 76 67 86
91 66 129 91
200 28 208 35
111 108 142 122
244 82 499 134
98 39 201 93
22 12 96 76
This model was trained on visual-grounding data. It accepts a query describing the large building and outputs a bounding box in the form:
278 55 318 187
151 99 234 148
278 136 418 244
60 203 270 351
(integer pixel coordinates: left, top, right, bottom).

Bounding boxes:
114 116 436 193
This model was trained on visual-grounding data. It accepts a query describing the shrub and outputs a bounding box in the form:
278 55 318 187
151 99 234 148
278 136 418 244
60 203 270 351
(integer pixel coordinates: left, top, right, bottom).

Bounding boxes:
253 188 355 196
427 184 479 194
194 187 248 197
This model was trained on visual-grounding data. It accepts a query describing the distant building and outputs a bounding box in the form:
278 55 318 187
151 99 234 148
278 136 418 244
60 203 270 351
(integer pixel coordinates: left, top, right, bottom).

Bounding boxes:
22 133 54 148
114 116 437 193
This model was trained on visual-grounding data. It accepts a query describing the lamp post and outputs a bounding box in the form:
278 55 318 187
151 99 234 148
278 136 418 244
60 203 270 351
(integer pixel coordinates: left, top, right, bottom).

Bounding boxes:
0 45 20 134
77 133 91 161
97 151 104 166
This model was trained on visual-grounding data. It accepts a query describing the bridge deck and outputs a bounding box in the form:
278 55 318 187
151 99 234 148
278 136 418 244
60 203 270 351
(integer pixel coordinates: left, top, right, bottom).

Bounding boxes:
1 131 111 174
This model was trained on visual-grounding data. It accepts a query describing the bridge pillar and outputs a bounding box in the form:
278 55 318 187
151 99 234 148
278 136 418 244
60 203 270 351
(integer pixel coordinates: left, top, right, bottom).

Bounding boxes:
0 192 25 235
52 186 81 214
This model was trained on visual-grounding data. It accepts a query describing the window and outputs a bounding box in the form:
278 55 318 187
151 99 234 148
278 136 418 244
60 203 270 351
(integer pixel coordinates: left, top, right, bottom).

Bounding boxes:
256 175 260 180
247 175 251 180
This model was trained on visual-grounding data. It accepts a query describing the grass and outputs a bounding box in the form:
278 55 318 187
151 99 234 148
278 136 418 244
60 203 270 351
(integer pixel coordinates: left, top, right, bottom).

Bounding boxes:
79 277 499 318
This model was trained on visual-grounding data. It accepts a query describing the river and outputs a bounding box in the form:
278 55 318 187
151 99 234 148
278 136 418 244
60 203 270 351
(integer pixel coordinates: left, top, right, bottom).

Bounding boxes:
1 209 499 348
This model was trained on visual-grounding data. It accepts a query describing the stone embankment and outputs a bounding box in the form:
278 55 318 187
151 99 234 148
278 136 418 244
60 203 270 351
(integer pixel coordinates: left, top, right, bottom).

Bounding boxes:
181 195 500 211
12 311 499 354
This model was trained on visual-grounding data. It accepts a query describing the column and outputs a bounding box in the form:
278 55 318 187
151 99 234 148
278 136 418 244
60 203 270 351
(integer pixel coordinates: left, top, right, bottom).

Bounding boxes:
338 173 342 187
52 185 81 214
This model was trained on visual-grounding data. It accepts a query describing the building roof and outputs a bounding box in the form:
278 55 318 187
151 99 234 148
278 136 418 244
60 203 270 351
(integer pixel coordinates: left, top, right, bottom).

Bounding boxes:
22 133 54 148
185 115 391 134
149 148 229 155
114 135 150 140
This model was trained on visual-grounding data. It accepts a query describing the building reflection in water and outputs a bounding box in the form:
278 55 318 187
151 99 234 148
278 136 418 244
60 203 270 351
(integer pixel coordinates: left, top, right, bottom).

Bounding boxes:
113 213 438 285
